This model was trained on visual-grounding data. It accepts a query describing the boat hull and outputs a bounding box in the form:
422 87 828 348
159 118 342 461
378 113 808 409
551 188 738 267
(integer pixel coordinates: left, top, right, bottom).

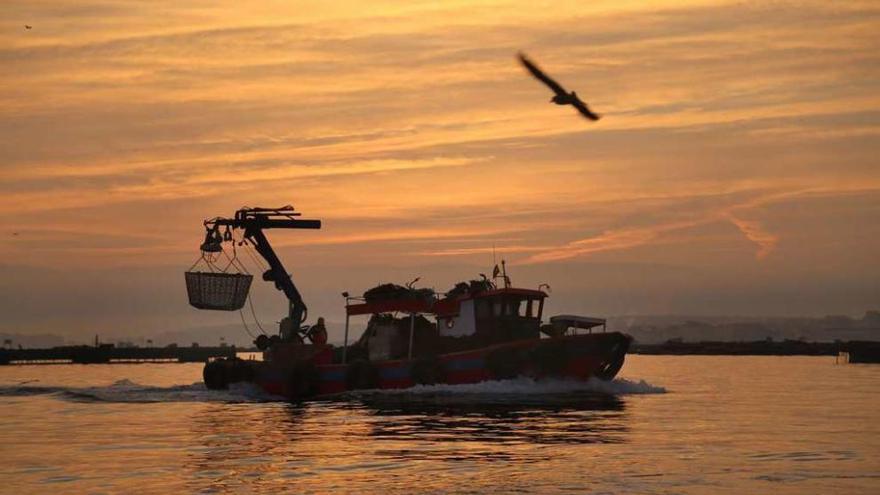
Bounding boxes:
206 332 631 400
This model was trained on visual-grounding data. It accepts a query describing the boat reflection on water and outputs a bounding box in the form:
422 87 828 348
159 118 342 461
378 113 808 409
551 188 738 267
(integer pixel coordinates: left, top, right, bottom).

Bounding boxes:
185 390 629 492
326 390 629 446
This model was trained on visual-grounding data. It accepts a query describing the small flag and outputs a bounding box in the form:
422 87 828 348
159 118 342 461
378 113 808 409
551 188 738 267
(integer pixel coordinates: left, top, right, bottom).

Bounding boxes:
492 264 501 278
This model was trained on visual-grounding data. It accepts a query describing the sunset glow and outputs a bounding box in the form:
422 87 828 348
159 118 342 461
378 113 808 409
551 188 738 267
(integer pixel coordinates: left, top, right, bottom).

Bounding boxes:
2 0 878 339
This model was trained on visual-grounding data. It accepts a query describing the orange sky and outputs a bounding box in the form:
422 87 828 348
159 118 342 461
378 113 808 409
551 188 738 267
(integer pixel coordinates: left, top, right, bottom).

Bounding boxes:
1 0 878 341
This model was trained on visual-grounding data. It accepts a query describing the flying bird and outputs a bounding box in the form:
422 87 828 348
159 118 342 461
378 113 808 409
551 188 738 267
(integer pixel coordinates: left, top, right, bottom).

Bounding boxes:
517 52 600 121
24 25 32 30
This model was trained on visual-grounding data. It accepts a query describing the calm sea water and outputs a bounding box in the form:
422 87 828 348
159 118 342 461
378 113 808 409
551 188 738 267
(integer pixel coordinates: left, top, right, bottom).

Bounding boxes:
0 355 877 494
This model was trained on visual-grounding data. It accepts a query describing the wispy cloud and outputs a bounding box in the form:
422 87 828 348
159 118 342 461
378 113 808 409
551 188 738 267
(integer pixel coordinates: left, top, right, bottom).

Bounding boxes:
520 220 704 264
512 185 880 264
726 215 778 259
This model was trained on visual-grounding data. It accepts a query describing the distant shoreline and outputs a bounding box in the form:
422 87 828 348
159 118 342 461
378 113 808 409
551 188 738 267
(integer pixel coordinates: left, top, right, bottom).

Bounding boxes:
0 345 235 365
632 340 879 362
3 341 879 365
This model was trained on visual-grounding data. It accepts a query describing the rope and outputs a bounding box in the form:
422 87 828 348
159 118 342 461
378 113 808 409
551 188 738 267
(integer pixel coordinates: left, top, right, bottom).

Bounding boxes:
236 233 267 271
187 252 218 273
230 237 248 273
187 256 203 272
237 234 305 326
247 295 268 335
217 243 249 274
218 249 234 273
242 240 267 272
217 231 267 336
238 308 257 339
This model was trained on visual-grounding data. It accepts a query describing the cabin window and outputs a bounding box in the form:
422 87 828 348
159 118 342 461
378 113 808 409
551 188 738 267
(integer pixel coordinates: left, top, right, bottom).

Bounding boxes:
511 299 525 317
475 299 491 319
493 300 504 317
489 296 543 318
499 298 525 317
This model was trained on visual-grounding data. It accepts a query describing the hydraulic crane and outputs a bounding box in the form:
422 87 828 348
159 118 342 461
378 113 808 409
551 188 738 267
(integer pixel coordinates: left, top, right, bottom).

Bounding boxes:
201 206 321 337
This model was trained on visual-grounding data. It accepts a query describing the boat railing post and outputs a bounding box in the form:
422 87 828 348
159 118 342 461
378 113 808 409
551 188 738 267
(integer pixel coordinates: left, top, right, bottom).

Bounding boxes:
408 313 416 360
342 302 350 364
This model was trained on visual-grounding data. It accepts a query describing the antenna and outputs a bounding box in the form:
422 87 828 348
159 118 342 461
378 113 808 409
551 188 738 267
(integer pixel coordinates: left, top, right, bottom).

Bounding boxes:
491 244 502 286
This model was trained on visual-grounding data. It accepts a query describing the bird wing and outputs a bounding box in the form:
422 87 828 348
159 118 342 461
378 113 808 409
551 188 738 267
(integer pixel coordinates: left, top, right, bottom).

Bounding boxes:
571 97 600 121
518 53 567 96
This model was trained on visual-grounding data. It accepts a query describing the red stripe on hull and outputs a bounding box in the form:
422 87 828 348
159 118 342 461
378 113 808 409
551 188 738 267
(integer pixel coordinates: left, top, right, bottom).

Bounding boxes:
317 381 347 395
229 332 630 400
262 382 283 396
378 378 414 389
445 369 489 384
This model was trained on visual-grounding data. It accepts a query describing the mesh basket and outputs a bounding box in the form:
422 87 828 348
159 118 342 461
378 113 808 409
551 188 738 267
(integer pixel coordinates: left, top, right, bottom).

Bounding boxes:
185 272 253 311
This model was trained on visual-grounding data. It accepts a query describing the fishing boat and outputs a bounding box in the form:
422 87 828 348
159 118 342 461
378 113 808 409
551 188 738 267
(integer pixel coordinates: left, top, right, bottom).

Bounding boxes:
188 206 631 399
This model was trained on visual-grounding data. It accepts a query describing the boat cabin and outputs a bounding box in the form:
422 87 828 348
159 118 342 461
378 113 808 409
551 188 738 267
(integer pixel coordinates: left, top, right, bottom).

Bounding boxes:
433 288 546 344
342 285 548 362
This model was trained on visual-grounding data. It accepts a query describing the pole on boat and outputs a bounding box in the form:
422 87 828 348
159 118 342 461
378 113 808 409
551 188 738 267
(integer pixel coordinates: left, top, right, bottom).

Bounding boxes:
343 313 350 364
342 293 351 364
408 313 416 360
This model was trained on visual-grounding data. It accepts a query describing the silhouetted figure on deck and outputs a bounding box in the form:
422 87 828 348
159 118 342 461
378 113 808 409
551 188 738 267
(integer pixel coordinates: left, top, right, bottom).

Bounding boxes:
307 317 328 345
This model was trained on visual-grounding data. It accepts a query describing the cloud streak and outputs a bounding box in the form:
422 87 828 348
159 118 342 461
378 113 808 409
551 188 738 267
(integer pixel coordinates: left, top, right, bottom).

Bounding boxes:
726 215 778 259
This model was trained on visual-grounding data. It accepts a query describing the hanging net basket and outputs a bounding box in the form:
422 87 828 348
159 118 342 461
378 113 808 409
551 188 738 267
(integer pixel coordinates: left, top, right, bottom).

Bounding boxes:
185 235 252 311
185 271 253 311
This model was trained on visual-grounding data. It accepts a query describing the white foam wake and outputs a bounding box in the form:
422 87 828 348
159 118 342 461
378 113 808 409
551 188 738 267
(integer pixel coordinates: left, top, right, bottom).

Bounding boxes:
0 379 281 403
359 377 666 396
3 377 664 403
70 379 284 403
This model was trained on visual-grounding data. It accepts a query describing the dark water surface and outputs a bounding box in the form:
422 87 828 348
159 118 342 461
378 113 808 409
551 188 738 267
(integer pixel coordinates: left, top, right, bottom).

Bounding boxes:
0 356 877 493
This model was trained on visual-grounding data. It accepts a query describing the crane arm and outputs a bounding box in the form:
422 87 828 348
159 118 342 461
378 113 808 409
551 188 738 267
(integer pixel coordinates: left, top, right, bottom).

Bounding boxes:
206 206 321 332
